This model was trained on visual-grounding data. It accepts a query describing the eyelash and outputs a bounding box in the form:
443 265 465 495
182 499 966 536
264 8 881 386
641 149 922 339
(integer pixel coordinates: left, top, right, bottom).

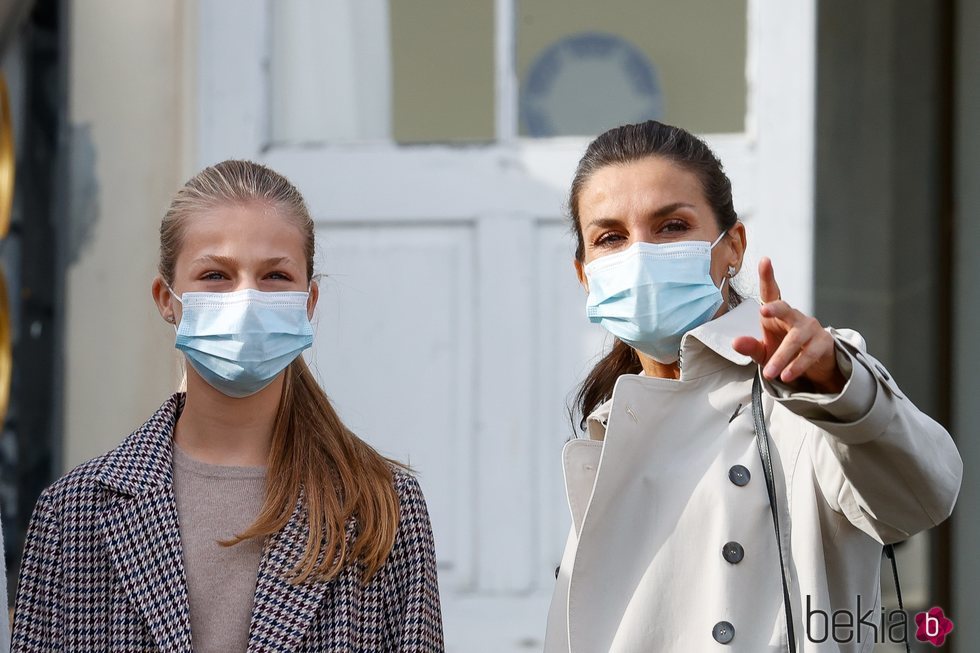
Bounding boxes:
592 219 689 247
594 233 625 248
200 271 292 281
661 220 688 232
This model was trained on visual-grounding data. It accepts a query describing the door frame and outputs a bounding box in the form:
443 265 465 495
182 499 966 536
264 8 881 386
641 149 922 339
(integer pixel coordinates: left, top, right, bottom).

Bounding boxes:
191 0 816 647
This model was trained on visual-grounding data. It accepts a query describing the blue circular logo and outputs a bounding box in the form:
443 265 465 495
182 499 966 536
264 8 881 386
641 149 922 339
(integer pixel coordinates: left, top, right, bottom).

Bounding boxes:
521 32 664 137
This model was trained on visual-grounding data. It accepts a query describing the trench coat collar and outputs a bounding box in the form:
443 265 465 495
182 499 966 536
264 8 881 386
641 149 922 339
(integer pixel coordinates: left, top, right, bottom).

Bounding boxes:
585 298 762 440
678 297 762 376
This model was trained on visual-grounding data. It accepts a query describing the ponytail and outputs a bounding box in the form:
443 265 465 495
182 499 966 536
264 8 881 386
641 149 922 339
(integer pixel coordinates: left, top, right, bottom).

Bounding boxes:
223 357 403 584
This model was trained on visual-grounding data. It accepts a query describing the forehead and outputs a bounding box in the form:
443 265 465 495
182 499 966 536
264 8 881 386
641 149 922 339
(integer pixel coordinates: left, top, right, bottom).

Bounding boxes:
177 203 307 263
578 156 707 217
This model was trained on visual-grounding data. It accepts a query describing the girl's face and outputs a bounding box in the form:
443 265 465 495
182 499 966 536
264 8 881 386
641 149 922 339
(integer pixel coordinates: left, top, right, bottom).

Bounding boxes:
152 202 318 326
574 156 745 292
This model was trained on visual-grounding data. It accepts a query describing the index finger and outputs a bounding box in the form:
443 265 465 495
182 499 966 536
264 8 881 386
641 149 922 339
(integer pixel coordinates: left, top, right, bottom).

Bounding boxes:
758 257 782 303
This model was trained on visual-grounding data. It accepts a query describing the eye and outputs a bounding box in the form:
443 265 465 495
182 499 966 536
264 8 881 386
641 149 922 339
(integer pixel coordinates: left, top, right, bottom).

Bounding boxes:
660 219 689 233
594 232 627 248
201 271 227 281
265 271 292 281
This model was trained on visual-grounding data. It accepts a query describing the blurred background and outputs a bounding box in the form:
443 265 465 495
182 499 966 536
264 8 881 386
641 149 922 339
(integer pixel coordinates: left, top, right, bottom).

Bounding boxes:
0 0 976 650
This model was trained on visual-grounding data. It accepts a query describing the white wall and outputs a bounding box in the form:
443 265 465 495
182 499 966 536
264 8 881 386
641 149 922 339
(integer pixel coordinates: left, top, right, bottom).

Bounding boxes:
63 0 195 470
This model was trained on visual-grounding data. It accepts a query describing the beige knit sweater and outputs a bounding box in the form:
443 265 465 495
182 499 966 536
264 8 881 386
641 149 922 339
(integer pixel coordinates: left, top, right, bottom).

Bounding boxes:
172 444 266 653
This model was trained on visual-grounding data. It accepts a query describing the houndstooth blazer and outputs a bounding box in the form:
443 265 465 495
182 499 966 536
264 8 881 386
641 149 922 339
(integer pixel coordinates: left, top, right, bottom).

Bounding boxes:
12 393 445 652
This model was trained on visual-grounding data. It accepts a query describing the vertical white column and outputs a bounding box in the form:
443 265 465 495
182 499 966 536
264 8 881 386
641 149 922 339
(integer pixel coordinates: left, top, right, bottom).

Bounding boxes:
269 0 391 144
495 0 518 141
196 0 268 165
351 0 392 140
747 0 816 314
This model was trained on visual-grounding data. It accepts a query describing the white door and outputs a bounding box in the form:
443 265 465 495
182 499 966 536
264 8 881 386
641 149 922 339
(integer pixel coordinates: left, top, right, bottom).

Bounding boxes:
194 1 814 649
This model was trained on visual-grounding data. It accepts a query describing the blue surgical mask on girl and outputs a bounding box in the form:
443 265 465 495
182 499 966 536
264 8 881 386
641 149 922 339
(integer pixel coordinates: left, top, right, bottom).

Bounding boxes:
584 231 730 364
168 286 314 398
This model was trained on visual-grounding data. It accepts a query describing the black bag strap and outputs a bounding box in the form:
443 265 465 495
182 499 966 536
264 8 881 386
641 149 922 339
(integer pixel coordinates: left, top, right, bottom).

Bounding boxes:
752 373 910 653
752 373 797 653
884 544 911 653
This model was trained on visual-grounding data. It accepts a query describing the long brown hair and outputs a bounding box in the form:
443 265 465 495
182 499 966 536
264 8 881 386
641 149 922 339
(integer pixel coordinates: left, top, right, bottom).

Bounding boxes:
570 121 742 430
159 159 401 584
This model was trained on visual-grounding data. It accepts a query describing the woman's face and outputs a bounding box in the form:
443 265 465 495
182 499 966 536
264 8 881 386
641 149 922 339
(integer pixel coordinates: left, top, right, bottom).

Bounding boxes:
152 202 318 326
574 156 745 292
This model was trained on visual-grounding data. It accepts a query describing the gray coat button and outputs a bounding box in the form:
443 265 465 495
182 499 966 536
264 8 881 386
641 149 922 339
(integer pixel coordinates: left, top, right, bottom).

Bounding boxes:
875 362 891 381
728 465 750 486
722 541 744 564
713 621 735 644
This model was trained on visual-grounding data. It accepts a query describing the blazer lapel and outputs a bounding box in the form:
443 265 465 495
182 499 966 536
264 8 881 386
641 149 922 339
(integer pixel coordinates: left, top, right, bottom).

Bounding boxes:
95 394 193 652
246 495 332 652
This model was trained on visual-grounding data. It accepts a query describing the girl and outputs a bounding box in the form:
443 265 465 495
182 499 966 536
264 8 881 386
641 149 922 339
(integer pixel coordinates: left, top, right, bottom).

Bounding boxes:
13 160 444 652
545 121 961 652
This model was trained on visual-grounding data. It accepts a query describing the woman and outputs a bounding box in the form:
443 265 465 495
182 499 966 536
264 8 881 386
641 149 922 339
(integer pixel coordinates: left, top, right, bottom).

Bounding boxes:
12 161 444 651
545 121 961 652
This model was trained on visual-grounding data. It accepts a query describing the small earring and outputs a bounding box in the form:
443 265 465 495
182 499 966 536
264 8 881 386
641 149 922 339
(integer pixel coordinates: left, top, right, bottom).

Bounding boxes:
727 265 737 277
166 315 175 323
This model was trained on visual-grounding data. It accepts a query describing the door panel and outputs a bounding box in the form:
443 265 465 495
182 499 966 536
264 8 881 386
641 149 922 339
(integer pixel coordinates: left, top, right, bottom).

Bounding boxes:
308 223 477 589
532 219 607 589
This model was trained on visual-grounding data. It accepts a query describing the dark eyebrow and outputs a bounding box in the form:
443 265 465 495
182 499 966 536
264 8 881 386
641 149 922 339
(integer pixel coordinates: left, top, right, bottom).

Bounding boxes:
191 255 297 268
584 217 624 231
650 202 696 218
585 202 696 230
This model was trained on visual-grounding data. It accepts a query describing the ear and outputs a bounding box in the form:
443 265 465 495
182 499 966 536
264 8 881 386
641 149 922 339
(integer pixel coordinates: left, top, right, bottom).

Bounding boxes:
727 221 747 273
151 276 180 326
307 279 320 320
574 258 589 294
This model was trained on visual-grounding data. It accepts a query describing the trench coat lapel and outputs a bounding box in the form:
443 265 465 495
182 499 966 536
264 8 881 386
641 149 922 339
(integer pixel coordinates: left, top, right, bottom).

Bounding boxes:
94 394 193 652
246 493 332 652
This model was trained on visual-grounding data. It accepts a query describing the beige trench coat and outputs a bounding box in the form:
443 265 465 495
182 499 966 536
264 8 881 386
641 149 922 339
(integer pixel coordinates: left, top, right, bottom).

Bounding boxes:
545 299 961 653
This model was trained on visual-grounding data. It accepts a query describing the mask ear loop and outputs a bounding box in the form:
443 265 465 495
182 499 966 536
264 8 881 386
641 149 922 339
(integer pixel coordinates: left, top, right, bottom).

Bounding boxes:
708 229 728 292
717 275 729 293
710 229 729 249
165 283 182 331
165 283 183 305
164 283 188 391
711 230 735 293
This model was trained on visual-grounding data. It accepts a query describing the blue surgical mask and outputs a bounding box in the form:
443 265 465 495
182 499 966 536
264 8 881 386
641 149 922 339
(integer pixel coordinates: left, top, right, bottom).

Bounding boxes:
168 286 314 398
584 231 729 364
